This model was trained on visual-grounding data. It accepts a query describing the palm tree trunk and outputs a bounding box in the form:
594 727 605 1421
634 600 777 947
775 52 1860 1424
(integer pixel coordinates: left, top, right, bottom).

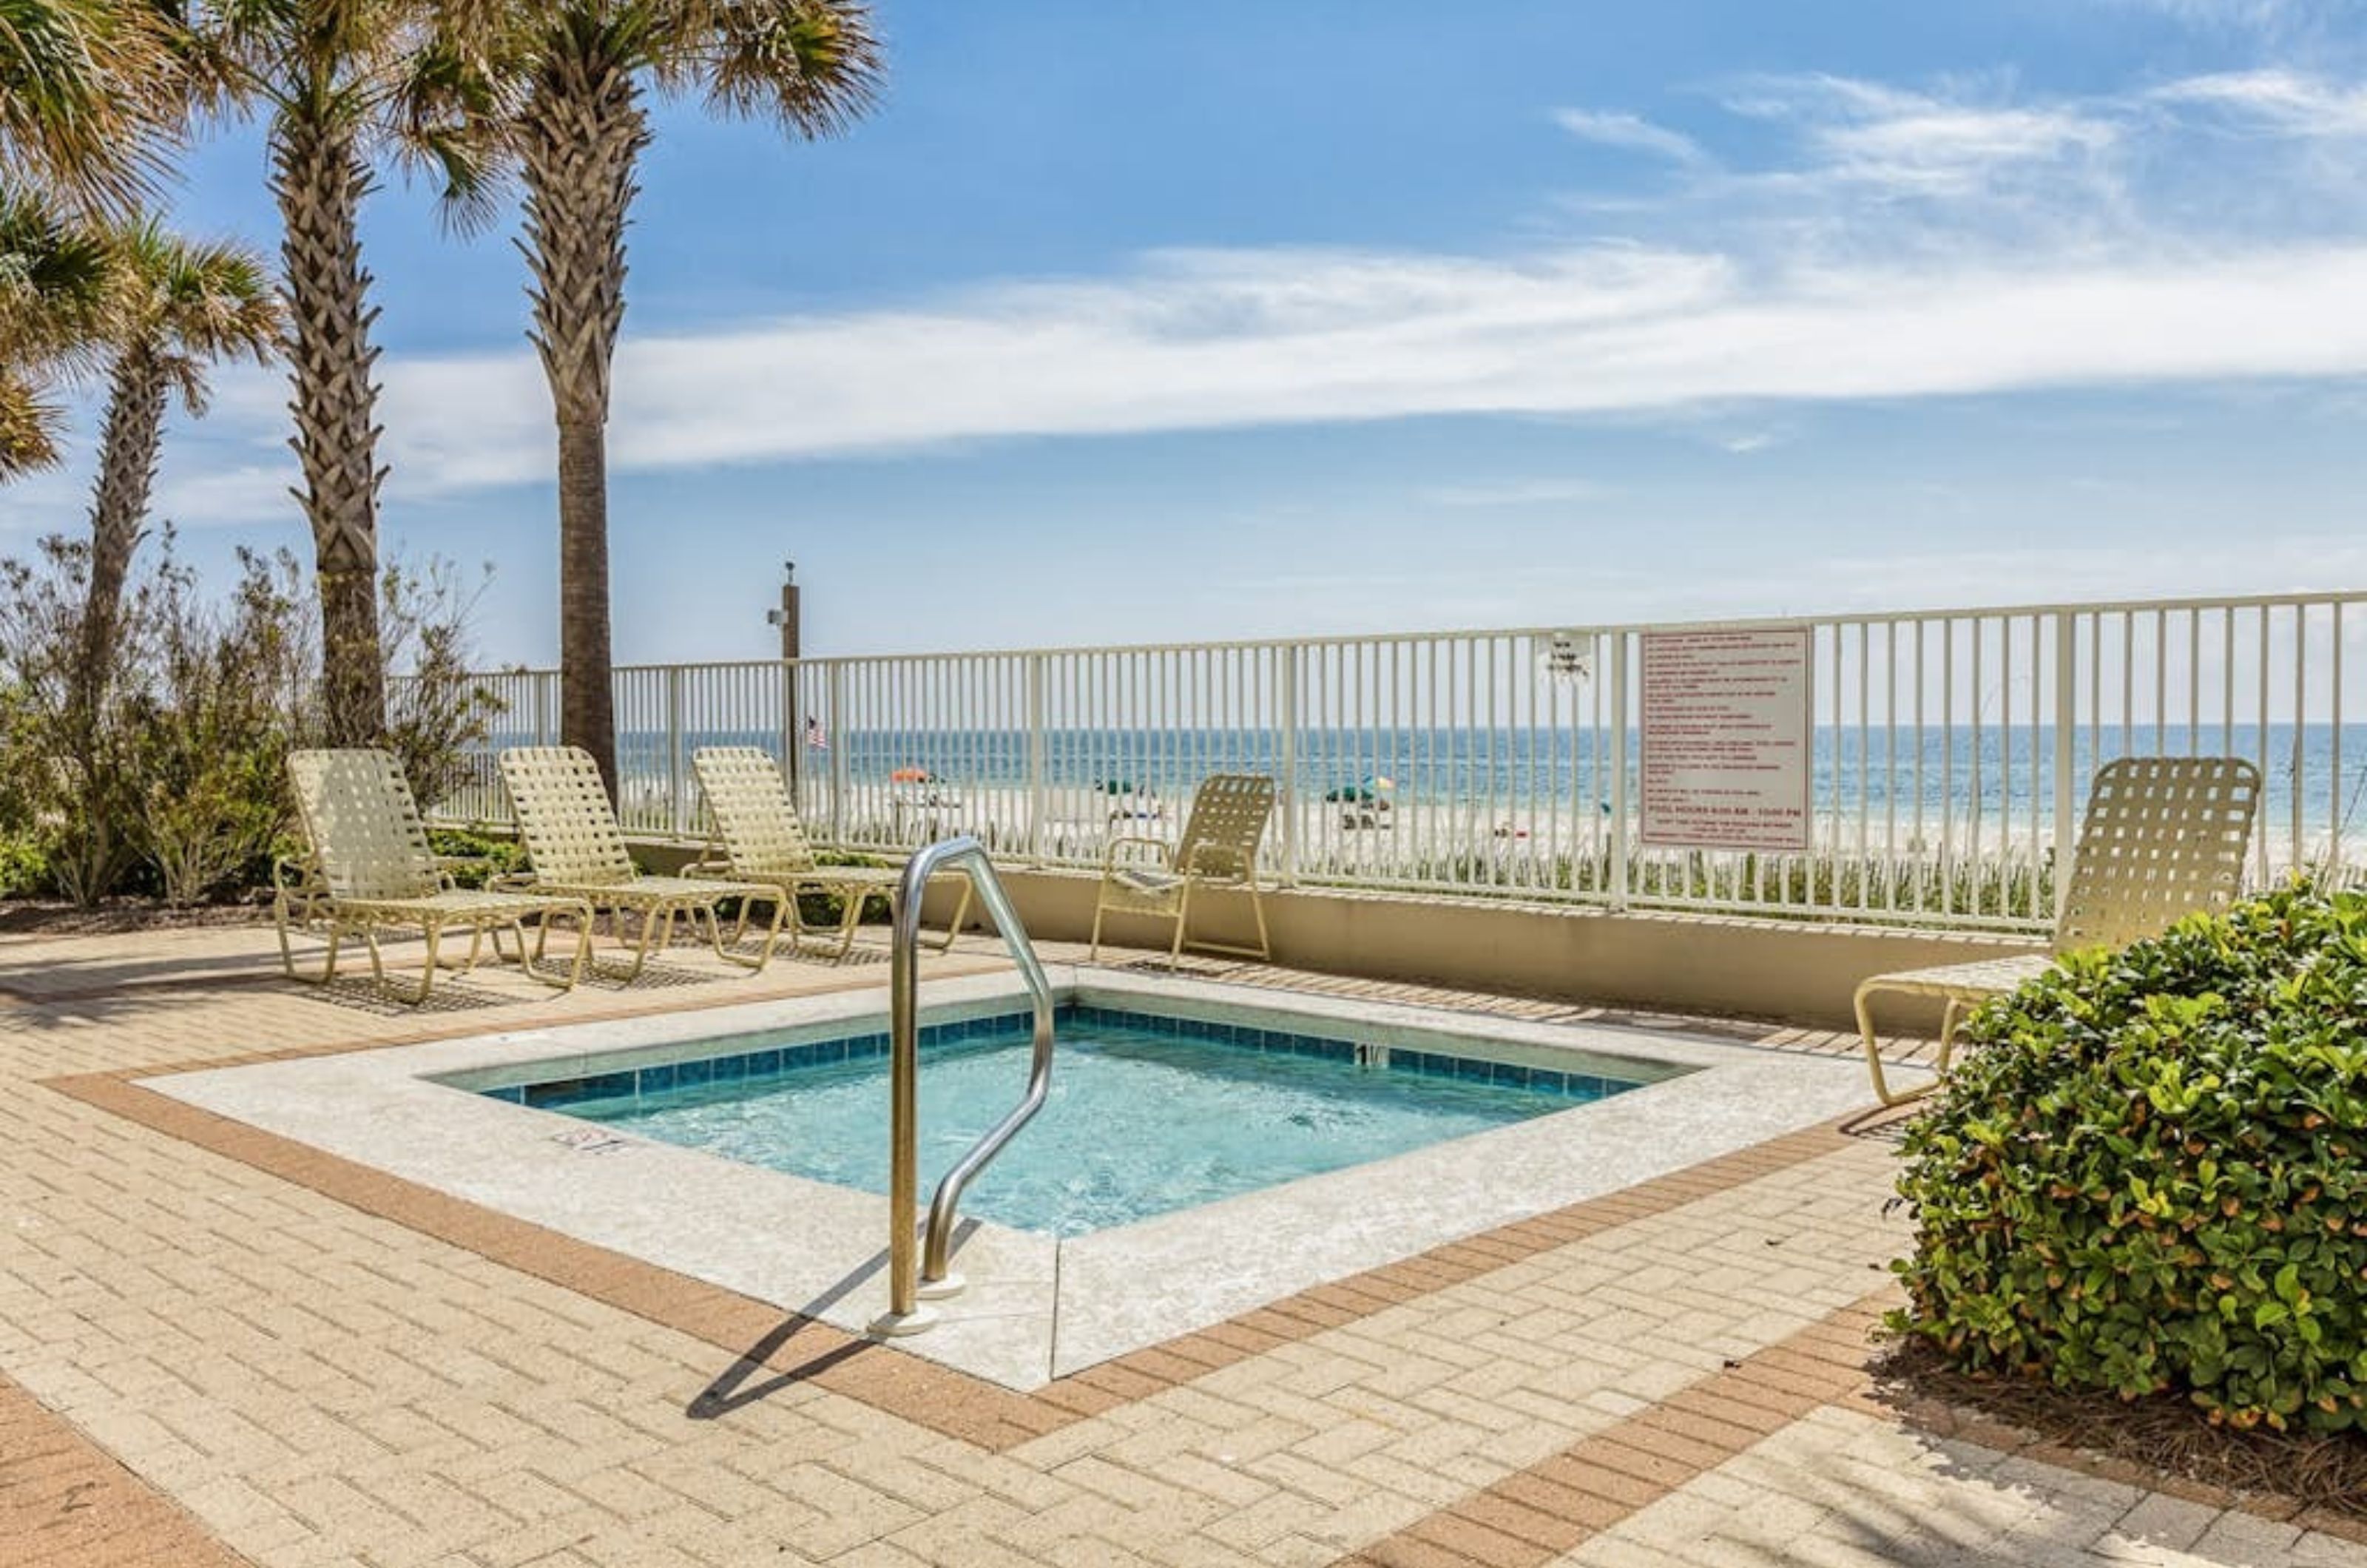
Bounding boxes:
78 337 166 712
520 41 647 799
557 416 615 785
274 111 386 746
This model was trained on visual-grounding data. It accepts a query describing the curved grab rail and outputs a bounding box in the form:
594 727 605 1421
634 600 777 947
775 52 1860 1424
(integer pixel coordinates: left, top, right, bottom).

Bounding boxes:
871 836 1055 1336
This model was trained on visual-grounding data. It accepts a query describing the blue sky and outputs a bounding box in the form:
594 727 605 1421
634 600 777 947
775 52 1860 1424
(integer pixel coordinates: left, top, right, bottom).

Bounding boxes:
4 0 2367 666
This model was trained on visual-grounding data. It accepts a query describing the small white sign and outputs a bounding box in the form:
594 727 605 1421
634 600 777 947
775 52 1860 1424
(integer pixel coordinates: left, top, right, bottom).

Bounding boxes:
1541 632 1594 685
1639 628 1813 851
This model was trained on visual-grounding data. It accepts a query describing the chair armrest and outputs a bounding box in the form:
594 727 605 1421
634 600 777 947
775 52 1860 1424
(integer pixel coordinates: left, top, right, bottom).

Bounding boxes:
1101 836 1175 873
1181 842 1253 877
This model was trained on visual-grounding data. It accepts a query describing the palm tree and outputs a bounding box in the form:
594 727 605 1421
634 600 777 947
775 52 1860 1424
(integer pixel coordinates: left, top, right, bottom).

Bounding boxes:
0 0 180 217
77 221 279 688
181 1 477 745
0 183 110 478
480 0 880 793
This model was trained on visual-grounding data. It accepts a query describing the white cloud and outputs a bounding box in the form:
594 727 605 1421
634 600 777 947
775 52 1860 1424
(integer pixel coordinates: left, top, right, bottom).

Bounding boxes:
1720 75 2120 197
2152 70 2367 135
155 462 303 527
60 61 2367 530
1551 109 1708 166
138 235 2367 522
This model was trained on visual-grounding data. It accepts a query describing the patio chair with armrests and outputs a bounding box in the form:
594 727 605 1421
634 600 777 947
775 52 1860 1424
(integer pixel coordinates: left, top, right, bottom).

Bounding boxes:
1855 754 2261 1106
1090 773 1277 969
274 748 592 1004
497 746 786 980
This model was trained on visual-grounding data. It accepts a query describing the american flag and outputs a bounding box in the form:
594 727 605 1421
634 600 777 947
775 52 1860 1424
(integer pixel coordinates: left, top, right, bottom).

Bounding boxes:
803 714 828 751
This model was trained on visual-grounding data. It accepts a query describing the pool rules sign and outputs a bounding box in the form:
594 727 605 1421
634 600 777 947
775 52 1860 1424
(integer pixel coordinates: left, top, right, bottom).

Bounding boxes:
1639 628 1813 851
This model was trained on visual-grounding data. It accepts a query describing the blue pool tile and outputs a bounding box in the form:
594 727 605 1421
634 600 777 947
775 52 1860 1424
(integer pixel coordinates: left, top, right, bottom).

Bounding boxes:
1529 1069 1566 1096
677 1058 712 1089
747 1047 782 1080
1453 1056 1493 1083
486 1084 524 1104
712 1054 746 1084
527 1069 634 1109
637 1063 676 1095
1490 1061 1527 1087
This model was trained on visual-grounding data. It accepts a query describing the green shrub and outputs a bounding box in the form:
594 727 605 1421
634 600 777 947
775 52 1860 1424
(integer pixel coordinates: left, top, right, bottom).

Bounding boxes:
0 535 504 906
426 827 527 890
0 831 50 897
1892 882 2367 1433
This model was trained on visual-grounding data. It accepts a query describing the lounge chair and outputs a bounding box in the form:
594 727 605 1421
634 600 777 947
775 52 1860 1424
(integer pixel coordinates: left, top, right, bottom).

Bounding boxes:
274 748 592 1004
1855 754 2261 1106
686 746 973 959
1090 773 1277 968
497 746 786 979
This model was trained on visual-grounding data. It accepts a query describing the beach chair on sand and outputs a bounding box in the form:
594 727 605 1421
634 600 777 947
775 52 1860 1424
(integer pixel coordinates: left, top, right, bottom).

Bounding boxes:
498 746 786 980
274 748 592 1004
687 747 972 959
1091 774 1277 969
1855 755 2261 1106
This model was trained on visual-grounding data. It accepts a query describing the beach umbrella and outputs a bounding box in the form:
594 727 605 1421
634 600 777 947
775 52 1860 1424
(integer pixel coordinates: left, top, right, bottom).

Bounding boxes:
1323 775 1397 803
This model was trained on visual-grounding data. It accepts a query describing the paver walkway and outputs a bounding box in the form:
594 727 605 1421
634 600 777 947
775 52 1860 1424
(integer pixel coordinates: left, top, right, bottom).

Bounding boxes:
1 919 2358 1567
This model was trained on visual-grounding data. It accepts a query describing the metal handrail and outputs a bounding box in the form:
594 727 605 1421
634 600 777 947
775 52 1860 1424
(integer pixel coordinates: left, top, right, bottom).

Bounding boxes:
868 834 1055 1338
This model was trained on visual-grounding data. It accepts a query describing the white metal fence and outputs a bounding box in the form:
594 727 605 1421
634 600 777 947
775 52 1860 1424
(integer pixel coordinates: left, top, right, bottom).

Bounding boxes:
432 590 2367 933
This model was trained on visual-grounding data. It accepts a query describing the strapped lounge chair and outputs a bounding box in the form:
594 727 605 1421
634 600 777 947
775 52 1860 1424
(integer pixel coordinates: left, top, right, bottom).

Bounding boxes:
1090 773 1277 968
687 746 973 959
1855 754 2261 1106
498 746 786 980
274 748 592 1004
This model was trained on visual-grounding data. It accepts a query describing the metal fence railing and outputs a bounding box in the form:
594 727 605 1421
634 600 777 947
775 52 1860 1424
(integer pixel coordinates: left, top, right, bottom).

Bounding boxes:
430 590 2367 933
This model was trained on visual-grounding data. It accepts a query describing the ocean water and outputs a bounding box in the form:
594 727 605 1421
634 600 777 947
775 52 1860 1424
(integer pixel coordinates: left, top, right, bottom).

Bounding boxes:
487 723 2362 841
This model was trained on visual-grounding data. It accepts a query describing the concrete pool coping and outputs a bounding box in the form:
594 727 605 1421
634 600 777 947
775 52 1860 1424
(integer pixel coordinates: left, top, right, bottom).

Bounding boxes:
143 967 1918 1390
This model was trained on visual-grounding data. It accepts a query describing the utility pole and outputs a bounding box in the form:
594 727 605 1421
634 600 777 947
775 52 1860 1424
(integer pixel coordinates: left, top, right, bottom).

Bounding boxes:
769 561 803 802
767 561 801 660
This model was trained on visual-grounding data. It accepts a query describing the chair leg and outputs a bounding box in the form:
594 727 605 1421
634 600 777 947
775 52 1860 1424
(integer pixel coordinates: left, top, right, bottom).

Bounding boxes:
405 922 442 1005
1934 998 1968 1078
749 893 786 972
1168 887 1191 970
1246 882 1271 964
709 896 783 972
934 882 973 952
1857 981 1937 1108
615 902 665 981
275 896 339 985
516 906 590 992
834 891 863 960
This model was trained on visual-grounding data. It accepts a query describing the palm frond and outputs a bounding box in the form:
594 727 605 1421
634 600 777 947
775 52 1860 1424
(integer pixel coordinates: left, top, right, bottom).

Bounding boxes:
0 363 65 476
686 0 881 138
0 180 112 362
0 0 183 215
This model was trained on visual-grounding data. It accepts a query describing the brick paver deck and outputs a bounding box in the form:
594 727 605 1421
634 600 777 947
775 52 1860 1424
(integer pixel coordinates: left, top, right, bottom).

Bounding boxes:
1 919 2358 1567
